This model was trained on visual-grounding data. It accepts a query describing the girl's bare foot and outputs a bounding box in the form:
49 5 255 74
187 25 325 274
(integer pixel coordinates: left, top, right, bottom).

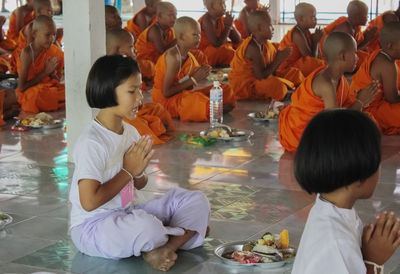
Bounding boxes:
143 246 178 272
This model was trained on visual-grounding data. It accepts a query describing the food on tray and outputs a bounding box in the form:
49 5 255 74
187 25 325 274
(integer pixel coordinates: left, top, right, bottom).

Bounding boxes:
207 128 230 138
178 134 217 146
21 112 54 126
254 108 280 119
219 229 294 265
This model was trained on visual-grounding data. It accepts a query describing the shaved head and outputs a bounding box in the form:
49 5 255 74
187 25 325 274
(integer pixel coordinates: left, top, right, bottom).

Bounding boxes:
174 16 199 36
145 0 160 5
347 0 368 17
32 14 55 31
379 21 400 48
248 10 270 33
105 5 118 16
106 28 134 55
157 1 176 15
294 2 315 19
382 11 399 24
323 32 356 62
105 5 122 29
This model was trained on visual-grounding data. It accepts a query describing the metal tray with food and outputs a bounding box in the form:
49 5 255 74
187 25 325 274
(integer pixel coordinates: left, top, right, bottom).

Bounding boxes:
200 127 254 142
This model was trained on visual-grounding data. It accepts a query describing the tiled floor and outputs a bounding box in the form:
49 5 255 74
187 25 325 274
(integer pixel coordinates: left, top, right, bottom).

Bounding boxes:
1 22 400 273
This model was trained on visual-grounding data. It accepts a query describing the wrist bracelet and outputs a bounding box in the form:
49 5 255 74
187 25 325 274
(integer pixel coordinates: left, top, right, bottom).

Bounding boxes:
121 167 133 182
364 260 384 274
190 76 198 86
134 171 146 180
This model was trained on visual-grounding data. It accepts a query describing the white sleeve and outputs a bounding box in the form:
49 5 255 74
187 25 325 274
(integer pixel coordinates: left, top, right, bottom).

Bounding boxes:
73 139 107 184
304 240 366 274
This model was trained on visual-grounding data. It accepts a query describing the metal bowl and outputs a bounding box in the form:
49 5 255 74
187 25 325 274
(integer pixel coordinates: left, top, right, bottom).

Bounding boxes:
214 241 295 269
28 119 64 129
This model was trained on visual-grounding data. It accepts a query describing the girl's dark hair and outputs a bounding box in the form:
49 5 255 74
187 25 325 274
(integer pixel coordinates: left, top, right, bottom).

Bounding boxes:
86 55 141 108
295 109 381 194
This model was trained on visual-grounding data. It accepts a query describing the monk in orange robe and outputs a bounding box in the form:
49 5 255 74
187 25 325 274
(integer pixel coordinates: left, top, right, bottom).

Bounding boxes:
363 11 399 53
124 0 160 40
198 0 241 66
136 2 208 69
320 0 377 68
234 0 268 39
106 28 174 144
279 32 379 152
350 22 400 135
6 0 34 46
229 11 303 101
278 3 325 78
16 16 64 114
153 16 236 122
10 0 61 74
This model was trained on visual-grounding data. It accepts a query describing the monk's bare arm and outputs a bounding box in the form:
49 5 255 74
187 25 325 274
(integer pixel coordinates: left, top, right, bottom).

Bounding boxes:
15 8 26 34
148 26 176 54
292 28 312 57
378 60 400 103
228 25 241 44
135 11 149 32
162 51 195 98
312 75 338 109
202 15 231 48
17 48 54 91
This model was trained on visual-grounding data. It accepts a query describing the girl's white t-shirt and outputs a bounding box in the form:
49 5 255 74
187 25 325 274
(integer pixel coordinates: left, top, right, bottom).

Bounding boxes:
292 195 366 274
68 120 140 230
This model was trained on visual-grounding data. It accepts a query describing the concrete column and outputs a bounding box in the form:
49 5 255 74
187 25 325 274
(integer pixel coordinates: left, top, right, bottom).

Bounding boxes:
269 0 280 24
64 0 106 161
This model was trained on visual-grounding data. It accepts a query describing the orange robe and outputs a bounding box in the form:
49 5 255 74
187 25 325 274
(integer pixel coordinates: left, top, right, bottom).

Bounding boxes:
279 66 355 152
320 16 368 68
124 8 157 40
124 102 174 145
364 11 392 53
198 14 235 66
229 36 297 101
350 49 400 135
0 55 11 73
278 26 326 77
135 23 209 73
16 44 65 113
6 11 34 46
153 51 236 122
10 26 28 74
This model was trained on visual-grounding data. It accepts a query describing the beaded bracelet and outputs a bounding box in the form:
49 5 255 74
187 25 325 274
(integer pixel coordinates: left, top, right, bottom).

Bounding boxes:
364 260 384 274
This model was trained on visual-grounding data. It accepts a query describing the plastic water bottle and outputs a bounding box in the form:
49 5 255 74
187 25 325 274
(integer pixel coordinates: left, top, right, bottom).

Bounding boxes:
210 81 223 127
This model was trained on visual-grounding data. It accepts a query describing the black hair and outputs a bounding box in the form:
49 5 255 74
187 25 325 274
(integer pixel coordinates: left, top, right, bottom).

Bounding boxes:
86 54 141 109
294 109 381 194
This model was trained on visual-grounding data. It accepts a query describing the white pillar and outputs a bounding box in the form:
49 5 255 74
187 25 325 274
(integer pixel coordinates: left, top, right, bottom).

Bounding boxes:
269 0 280 24
64 0 106 161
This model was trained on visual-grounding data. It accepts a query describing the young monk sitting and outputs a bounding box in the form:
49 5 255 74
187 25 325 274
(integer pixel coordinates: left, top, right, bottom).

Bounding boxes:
229 10 300 101
363 11 399 53
350 22 400 135
278 2 325 78
10 0 61 74
106 28 174 144
16 15 64 113
234 0 268 39
135 2 208 69
152 16 236 122
198 0 241 67
6 0 34 47
320 0 377 68
105 5 122 30
124 0 160 40
279 32 379 153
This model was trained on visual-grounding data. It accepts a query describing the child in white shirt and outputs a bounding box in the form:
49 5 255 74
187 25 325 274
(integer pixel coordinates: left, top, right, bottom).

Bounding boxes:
69 55 210 272
292 109 400 274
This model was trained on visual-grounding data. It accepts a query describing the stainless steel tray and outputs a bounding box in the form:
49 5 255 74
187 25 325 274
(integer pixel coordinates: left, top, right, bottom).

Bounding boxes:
248 112 279 123
200 129 254 142
214 240 295 269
